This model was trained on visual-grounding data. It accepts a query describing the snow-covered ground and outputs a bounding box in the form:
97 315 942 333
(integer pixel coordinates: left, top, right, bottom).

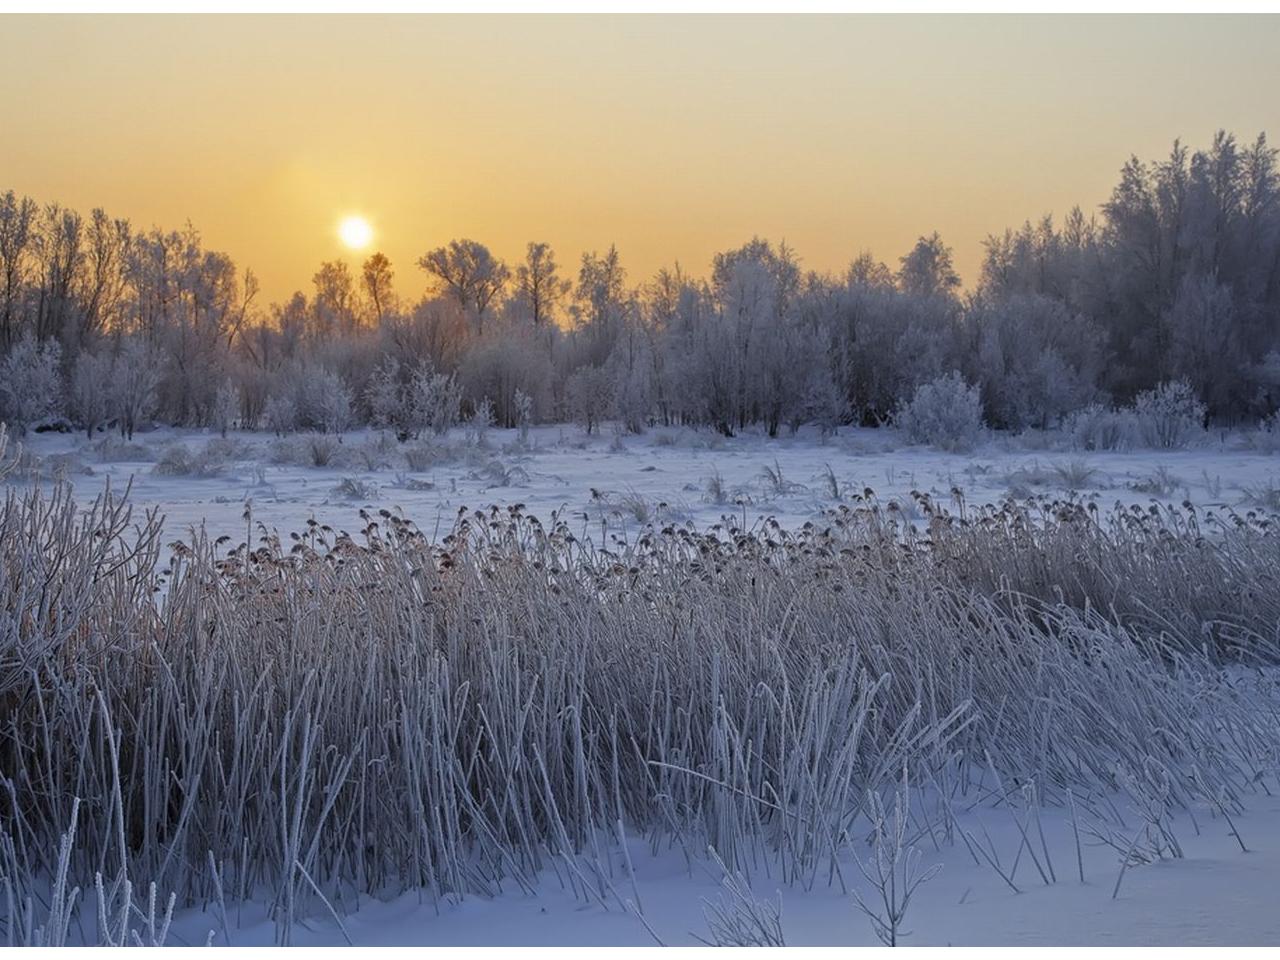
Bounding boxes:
12 422 1280 549
156 790 1280 947
8 422 1280 948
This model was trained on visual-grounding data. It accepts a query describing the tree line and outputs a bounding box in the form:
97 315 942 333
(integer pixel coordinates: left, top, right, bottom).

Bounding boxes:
2 129 1278 440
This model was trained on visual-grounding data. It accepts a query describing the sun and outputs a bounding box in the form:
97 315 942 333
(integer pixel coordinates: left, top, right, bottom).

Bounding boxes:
338 215 373 250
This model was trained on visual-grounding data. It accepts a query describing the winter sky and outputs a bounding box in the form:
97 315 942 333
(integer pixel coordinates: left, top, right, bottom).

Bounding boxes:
4 14 1279 301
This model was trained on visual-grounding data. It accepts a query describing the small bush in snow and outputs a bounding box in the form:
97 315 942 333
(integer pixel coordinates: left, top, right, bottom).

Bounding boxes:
266 433 346 468
92 436 153 463
514 389 533 444
304 433 342 467
1130 380 1205 450
1063 403 1134 452
330 476 377 500
205 436 255 463
893 373 985 452
1241 480 1280 512
1128 465 1181 498
402 441 438 472
1247 411 1280 454
1052 458 1098 491
466 397 495 446
352 434 395 471
152 443 228 478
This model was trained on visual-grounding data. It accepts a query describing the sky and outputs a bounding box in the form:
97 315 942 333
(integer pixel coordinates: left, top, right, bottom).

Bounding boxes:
3 14 1279 304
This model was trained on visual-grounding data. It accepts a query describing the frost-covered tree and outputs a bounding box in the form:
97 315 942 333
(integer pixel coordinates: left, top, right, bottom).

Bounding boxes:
417 239 509 334
113 339 160 440
0 334 62 435
1165 276 1240 419
312 260 361 339
0 191 38 349
311 370 354 436
572 245 631 367
264 393 297 436
458 332 553 428
515 241 569 328
968 294 1103 430
361 252 395 325
565 365 613 434
5 127 1280 437
897 233 961 300
70 350 114 439
211 381 240 437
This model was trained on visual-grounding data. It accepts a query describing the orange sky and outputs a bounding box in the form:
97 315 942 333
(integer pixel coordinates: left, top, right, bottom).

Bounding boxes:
3 14 1279 303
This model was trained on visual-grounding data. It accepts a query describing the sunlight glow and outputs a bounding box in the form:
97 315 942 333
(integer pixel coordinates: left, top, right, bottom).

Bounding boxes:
338 215 373 250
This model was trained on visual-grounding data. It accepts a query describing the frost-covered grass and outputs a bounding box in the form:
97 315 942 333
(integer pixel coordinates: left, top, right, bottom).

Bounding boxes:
2 445 1280 945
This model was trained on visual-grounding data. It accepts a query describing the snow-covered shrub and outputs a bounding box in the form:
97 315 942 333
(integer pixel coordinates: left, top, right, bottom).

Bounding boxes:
330 476 377 500
304 432 342 467
266 436 303 465
402 441 438 472
1129 466 1181 498
1247 411 1280 454
92 435 152 463
265 433 344 468
1130 380 1205 450
470 458 529 489
152 443 227 478
311 372 354 436
1063 403 1133 452
513 388 533 444
406 363 462 437
204 435 255 463
352 433 395 471
466 396 494 446
364 358 404 433
0 335 63 436
892 372 985 452
1242 479 1280 511
271 367 354 435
